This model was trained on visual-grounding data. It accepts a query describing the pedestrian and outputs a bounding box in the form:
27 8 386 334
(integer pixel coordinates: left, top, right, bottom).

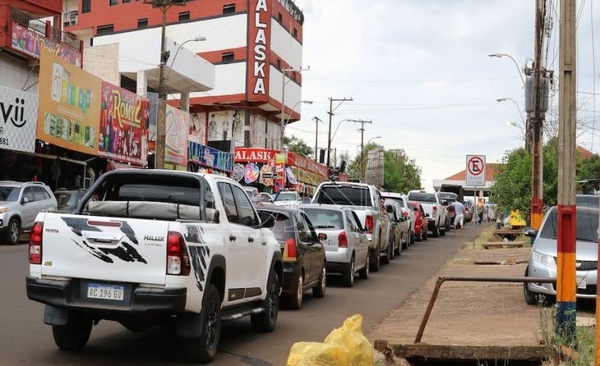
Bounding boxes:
476 198 484 224
453 200 465 231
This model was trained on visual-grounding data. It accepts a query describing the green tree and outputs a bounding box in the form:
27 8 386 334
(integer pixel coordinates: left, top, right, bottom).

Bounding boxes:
283 135 313 157
382 149 421 193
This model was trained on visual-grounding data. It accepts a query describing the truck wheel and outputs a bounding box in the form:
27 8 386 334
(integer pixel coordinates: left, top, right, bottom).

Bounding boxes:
5 218 20 245
342 257 355 288
381 243 390 265
287 273 304 310
369 245 381 272
358 255 369 280
251 270 279 333
52 312 92 351
183 284 222 363
312 266 326 298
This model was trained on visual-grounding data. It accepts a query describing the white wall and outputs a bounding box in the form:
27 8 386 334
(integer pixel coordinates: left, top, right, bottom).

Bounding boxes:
82 43 120 85
0 55 38 93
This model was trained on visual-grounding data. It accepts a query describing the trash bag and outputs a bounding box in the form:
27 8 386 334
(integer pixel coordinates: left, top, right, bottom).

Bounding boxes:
286 314 373 366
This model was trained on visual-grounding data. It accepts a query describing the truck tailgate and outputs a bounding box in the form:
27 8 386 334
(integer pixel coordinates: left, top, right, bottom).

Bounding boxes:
40 213 169 286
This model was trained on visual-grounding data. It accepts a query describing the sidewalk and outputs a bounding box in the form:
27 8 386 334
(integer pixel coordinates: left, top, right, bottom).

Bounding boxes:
367 223 549 363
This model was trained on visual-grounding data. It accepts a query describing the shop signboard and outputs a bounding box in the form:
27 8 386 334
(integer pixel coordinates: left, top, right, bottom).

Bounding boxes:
98 82 149 166
234 148 278 163
165 105 190 166
0 85 38 153
188 141 233 173
11 22 82 67
37 48 101 155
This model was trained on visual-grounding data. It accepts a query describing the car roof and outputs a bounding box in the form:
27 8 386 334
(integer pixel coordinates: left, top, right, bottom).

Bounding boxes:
381 192 405 198
0 180 48 187
299 203 346 211
257 206 301 214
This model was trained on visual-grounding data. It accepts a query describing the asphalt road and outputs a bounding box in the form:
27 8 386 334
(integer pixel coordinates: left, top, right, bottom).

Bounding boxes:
0 227 470 365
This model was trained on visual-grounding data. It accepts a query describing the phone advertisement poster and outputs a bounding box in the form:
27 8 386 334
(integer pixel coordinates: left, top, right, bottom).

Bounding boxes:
165 105 190 166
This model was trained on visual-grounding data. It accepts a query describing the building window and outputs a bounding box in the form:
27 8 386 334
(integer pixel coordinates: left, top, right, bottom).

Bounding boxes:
222 52 234 62
223 4 235 14
179 11 190 21
123 0 131 3
293 28 298 38
109 0 118 5
278 13 282 23
277 59 281 69
244 130 250 147
137 18 148 28
97 24 114 36
82 0 91 13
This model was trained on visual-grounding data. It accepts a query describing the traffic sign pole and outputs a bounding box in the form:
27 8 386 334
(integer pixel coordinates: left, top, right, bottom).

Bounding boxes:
466 155 486 248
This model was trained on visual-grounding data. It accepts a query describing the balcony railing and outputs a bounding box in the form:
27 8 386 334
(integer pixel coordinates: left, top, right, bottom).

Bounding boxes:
277 0 304 25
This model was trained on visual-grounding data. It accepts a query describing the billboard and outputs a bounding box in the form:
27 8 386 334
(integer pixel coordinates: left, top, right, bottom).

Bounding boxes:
0 85 39 153
98 82 149 166
165 105 189 166
37 48 101 155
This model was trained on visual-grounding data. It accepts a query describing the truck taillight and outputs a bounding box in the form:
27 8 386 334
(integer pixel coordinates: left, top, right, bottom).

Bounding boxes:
166 232 190 276
403 210 409 218
29 222 43 264
365 215 374 234
284 237 297 260
338 231 348 248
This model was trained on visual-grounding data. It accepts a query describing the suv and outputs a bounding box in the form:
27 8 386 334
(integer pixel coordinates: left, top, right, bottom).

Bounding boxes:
311 181 390 271
272 189 302 208
381 192 416 246
407 190 447 237
0 181 57 245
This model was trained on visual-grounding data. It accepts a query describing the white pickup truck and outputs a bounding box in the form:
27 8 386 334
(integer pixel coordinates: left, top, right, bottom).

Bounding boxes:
26 169 283 364
406 190 448 237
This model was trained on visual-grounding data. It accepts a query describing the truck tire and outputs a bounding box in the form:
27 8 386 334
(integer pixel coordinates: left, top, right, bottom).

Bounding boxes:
51 312 92 352
183 284 222 363
381 243 390 264
431 224 439 238
251 269 279 333
369 245 381 272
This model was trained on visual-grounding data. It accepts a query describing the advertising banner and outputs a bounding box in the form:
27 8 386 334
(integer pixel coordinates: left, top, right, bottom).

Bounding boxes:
188 141 233 173
0 85 38 153
98 82 149 166
165 105 189 166
37 48 101 155
11 22 82 66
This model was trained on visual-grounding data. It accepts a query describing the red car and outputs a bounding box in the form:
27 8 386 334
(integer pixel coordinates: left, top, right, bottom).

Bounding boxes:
409 200 428 241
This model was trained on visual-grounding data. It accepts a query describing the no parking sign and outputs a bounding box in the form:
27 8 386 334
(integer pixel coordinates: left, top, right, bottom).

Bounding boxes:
466 155 486 186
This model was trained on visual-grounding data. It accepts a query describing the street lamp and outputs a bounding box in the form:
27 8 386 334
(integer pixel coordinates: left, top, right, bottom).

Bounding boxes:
498 98 530 150
143 0 194 170
280 100 313 148
280 67 309 150
496 98 526 125
488 53 526 86
168 35 207 69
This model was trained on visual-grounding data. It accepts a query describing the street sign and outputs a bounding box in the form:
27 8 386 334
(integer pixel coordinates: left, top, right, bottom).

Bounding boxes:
466 155 486 186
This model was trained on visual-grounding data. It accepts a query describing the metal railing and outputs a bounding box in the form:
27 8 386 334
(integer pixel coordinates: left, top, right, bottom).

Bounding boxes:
415 275 557 343
9 7 80 52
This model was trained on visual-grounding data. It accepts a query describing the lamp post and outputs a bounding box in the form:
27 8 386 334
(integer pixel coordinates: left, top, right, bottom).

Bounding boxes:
280 100 313 148
143 0 193 170
280 67 309 150
168 35 206 70
496 98 526 125
497 97 530 150
488 53 526 86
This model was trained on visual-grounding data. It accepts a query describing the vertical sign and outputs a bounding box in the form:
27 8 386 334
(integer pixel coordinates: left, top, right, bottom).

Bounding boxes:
165 105 190 166
466 155 486 187
246 0 271 101
0 85 38 152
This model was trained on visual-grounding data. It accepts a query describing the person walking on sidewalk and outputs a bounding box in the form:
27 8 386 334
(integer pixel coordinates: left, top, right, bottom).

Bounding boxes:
453 200 465 231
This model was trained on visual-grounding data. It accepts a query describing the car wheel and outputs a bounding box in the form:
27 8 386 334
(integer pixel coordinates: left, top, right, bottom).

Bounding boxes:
415 229 422 242
288 273 304 310
381 243 390 265
183 284 222 363
394 239 401 256
342 256 355 288
431 225 439 238
52 312 93 352
422 228 428 241
359 255 369 280
312 266 326 298
5 218 20 245
369 245 381 272
409 229 415 244
389 240 395 260
251 269 279 332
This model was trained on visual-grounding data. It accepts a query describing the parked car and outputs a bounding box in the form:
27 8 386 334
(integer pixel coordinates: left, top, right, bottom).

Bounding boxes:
272 189 302 208
576 194 599 208
383 199 408 253
0 180 57 245
300 204 370 287
463 199 474 222
381 192 415 245
523 205 599 305
406 190 448 237
257 206 326 309
409 200 428 242
54 188 87 211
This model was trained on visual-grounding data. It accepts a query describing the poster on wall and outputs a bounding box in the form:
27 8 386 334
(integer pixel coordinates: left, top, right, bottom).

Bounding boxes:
189 112 206 144
37 48 101 155
165 105 189 166
0 85 38 153
98 82 149 166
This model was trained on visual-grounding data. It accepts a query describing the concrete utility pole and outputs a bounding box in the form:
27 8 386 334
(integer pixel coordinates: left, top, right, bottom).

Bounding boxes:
530 0 546 230
556 0 577 347
313 116 322 162
326 97 353 167
348 119 372 178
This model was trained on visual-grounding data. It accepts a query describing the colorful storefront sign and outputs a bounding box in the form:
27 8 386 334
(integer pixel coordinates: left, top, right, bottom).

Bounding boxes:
11 23 82 67
165 105 190 166
98 82 149 166
37 48 101 155
0 85 38 153
188 141 233 173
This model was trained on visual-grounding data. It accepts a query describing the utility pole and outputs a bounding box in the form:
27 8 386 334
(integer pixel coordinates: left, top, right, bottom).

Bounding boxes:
556 0 577 347
326 97 353 167
313 116 322 162
348 119 372 179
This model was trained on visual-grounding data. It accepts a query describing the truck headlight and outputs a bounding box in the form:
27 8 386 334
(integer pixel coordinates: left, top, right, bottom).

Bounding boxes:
532 250 557 268
0 207 8 214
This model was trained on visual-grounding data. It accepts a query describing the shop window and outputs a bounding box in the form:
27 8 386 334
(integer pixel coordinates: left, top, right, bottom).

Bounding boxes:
138 18 148 28
82 0 91 13
293 28 298 38
109 0 118 5
97 24 114 36
222 52 234 62
277 59 281 69
123 0 131 3
278 13 282 23
223 4 235 14
179 11 190 21
244 130 250 147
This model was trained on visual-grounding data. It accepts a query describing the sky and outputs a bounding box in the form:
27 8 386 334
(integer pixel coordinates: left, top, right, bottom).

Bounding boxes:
285 0 600 190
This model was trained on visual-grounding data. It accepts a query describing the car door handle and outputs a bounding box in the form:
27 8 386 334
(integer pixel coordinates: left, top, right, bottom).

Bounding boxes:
229 235 236 241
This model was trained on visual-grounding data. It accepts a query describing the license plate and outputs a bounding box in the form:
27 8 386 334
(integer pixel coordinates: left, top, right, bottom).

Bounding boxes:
576 276 587 289
87 283 124 301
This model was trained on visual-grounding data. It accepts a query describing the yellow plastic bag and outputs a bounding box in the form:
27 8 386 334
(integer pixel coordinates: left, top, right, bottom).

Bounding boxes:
286 314 373 366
